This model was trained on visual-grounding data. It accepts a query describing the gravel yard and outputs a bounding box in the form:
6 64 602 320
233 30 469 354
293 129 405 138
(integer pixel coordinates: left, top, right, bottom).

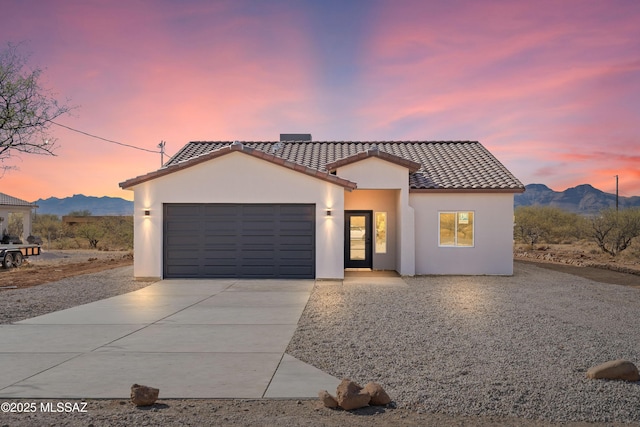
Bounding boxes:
288 262 640 424
1 261 639 426
0 266 153 324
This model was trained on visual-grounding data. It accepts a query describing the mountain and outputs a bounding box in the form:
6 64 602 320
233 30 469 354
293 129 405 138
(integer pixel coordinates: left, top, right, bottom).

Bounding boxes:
515 184 640 215
34 194 134 217
31 186 639 217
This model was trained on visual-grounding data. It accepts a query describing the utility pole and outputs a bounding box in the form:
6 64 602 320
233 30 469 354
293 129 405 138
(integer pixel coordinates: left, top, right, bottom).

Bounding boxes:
158 141 166 166
615 174 619 212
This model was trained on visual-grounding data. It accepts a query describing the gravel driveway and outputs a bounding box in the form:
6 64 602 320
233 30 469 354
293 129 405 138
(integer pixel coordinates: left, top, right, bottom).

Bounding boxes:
2 261 639 424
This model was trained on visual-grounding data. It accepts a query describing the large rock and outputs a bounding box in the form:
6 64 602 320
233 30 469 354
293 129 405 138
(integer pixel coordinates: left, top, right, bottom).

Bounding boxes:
363 382 391 405
336 379 370 410
130 384 159 406
318 390 338 408
586 360 640 382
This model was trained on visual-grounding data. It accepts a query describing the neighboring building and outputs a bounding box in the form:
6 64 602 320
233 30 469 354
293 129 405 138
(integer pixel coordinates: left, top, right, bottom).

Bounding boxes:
62 215 130 226
0 192 37 241
120 137 524 280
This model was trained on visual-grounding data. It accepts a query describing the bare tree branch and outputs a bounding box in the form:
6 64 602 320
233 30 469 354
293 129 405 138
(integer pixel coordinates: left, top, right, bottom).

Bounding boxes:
0 42 73 172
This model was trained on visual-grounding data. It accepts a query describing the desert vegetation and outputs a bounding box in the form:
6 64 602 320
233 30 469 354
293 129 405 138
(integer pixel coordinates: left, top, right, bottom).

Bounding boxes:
514 206 640 259
7 211 133 250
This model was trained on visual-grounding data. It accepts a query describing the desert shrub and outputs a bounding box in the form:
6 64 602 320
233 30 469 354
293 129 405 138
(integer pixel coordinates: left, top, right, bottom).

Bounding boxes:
590 208 640 256
31 214 133 250
32 214 64 248
74 216 133 250
53 236 81 249
514 206 585 247
98 216 133 250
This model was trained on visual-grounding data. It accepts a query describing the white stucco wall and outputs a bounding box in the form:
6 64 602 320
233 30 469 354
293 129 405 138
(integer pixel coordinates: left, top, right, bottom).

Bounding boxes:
336 158 415 275
410 192 515 275
336 157 407 189
127 152 346 279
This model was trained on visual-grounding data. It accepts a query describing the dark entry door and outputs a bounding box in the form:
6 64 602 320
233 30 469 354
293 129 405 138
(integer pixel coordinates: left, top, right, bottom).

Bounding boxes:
344 211 372 269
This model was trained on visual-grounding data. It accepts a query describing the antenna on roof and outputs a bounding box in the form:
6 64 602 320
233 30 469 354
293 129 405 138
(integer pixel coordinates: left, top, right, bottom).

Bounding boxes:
158 141 166 166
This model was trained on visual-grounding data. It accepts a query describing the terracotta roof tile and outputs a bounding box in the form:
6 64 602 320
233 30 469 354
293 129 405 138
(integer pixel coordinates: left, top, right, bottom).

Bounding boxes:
158 141 524 191
0 192 36 207
120 142 357 190
326 145 421 172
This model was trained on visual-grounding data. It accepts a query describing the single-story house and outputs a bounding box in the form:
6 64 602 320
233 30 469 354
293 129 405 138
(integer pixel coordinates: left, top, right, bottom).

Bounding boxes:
0 192 37 242
119 136 524 280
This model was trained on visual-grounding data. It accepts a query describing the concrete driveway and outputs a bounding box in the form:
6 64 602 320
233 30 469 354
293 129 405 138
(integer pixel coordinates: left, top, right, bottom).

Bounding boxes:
0 279 338 399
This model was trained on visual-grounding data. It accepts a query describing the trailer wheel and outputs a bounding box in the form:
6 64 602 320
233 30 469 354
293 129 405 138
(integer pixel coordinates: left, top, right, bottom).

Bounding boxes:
13 252 23 267
3 252 14 268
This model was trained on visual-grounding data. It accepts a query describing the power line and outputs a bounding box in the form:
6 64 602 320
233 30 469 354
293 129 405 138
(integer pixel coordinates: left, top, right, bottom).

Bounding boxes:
51 121 160 154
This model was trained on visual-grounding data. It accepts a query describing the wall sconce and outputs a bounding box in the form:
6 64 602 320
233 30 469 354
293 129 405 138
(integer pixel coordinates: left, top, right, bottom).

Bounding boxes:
144 209 151 216
326 209 332 217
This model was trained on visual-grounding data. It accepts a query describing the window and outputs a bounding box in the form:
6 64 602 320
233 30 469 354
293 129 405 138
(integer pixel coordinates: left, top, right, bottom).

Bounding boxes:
375 212 387 253
439 211 474 247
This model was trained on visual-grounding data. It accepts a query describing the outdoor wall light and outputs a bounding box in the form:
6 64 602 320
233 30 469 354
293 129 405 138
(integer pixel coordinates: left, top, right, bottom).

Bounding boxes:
144 209 151 216
326 209 332 217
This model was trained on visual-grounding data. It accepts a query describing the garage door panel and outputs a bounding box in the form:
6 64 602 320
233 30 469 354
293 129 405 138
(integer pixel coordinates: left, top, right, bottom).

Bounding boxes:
167 251 197 265
203 236 239 245
278 250 313 259
164 203 315 278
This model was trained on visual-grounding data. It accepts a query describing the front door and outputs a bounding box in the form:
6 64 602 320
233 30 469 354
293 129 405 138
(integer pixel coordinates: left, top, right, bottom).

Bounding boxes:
345 211 372 269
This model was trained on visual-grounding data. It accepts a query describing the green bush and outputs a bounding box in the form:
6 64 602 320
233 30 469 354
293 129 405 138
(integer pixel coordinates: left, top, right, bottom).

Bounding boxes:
32 214 133 250
514 206 587 248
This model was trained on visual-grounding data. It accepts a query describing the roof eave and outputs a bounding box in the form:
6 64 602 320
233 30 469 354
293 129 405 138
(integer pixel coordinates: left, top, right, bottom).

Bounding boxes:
410 187 526 194
119 142 357 190
326 147 421 173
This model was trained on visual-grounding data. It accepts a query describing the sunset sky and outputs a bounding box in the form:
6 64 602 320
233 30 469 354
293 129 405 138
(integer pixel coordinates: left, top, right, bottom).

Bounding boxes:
1 0 639 202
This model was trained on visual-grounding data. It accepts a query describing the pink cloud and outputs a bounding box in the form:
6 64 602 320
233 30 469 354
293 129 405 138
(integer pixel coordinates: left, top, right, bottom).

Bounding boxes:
1 0 639 201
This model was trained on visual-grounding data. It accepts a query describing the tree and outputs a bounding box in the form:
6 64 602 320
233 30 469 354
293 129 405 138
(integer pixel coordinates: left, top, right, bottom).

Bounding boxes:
591 208 640 256
32 213 63 248
0 43 72 171
514 206 582 248
76 223 104 249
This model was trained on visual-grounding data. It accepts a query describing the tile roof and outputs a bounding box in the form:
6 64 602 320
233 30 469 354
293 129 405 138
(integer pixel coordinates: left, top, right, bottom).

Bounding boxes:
0 192 36 207
325 145 421 173
160 141 524 192
119 141 357 190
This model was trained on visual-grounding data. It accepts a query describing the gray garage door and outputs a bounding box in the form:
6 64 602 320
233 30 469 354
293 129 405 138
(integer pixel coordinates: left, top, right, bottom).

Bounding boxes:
164 204 315 278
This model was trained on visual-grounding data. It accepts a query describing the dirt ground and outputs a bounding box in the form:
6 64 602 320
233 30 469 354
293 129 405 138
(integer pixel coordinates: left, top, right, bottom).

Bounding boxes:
514 242 640 289
3 245 638 291
1 399 627 427
1 247 639 426
0 249 133 289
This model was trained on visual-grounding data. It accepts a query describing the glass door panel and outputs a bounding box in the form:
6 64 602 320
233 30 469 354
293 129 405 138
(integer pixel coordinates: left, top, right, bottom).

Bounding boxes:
349 215 366 260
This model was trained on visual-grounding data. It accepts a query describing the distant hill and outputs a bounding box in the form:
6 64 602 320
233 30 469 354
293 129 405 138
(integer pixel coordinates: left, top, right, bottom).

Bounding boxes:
515 184 640 215
31 186 639 217
34 194 133 217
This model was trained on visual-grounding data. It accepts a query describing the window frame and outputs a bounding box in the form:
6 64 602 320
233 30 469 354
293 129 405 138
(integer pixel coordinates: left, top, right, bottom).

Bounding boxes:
438 211 475 248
